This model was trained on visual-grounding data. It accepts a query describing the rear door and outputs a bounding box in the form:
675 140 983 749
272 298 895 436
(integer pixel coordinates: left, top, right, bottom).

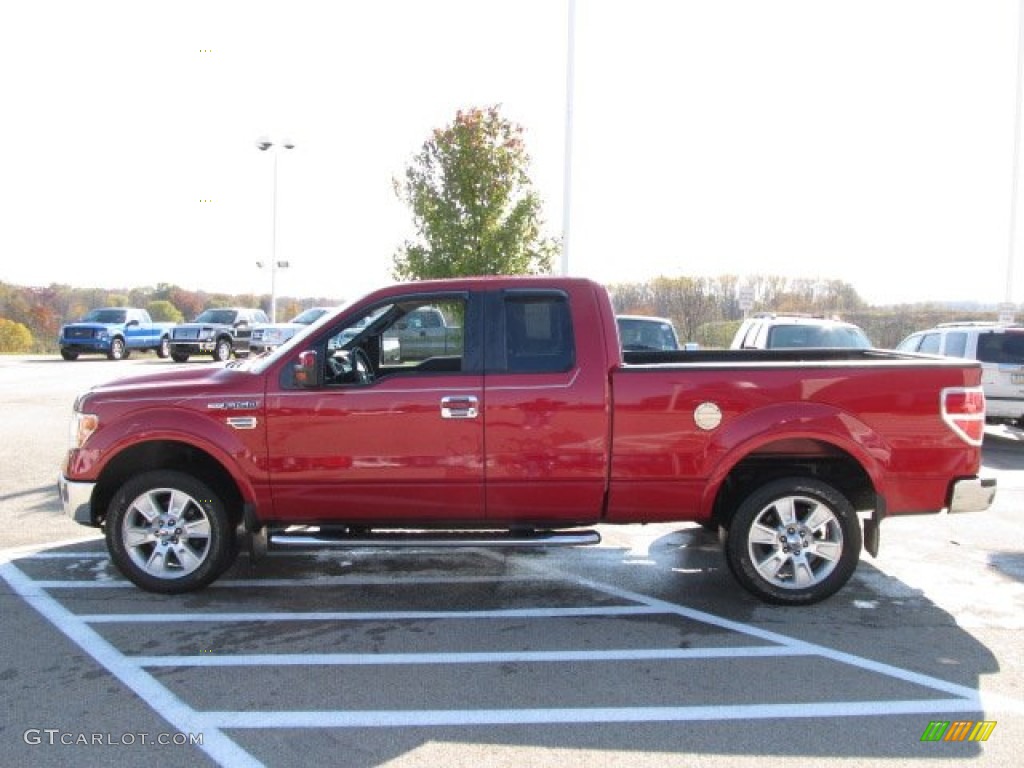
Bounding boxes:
482 287 610 524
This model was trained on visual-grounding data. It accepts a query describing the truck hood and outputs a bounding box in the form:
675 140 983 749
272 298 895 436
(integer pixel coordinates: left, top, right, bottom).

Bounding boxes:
77 366 259 408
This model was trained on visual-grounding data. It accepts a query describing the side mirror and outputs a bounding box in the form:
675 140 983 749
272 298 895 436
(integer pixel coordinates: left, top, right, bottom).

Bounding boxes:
293 350 319 387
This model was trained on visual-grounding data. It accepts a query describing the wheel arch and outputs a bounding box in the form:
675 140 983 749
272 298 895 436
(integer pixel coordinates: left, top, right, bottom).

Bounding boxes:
92 440 248 528
701 405 888 528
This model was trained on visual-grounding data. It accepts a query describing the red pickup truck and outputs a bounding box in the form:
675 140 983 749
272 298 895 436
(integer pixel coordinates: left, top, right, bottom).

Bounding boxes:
59 276 995 605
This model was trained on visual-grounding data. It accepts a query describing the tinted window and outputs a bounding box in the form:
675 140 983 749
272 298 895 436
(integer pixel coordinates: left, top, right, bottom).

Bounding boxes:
766 324 871 349
505 295 574 373
896 334 922 352
918 333 941 354
977 331 1024 364
944 332 968 358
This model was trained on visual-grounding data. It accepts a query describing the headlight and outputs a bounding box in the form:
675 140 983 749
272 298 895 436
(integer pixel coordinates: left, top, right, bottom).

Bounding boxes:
200 329 215 340
96 330 109 340
69 411 99 450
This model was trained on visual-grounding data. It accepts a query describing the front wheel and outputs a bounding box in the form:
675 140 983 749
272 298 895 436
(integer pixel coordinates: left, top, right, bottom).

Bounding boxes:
171 350 189 363
105 470 238 593
107 337 126 360
60 349 78 361
724 477 862 605
213 338 232 362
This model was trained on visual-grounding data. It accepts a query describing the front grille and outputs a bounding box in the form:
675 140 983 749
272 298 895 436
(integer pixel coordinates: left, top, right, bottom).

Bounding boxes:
174 329 199 340
67 328 95 340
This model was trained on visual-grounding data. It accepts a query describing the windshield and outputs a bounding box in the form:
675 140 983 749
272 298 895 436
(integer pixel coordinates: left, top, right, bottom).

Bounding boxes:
246 304 348 373
194 309 239 325
291 307 332 325
82 309 126 324
767 324 871 349
617 317 679 350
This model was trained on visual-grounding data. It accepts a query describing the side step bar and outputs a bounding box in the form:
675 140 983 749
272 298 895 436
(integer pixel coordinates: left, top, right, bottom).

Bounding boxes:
266 528 601 550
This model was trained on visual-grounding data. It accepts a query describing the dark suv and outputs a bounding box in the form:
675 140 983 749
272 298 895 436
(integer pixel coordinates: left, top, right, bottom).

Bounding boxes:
169 307 269 362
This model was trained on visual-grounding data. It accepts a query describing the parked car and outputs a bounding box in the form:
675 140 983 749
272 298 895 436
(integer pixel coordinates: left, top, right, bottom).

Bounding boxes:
249 306 337 355
896 321 1024 424
169 307 269 362
381 304 462 362
60 276 993 605
731 313 872 350
58 307 175 361
616 315 681 351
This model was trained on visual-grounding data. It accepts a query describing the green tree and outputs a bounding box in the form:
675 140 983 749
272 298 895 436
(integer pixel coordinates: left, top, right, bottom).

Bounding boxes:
393 105 557 281
146 300 184 323
0 317 33 353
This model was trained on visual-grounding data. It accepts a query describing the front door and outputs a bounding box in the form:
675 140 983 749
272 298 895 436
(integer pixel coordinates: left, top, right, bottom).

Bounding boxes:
264 292 484 525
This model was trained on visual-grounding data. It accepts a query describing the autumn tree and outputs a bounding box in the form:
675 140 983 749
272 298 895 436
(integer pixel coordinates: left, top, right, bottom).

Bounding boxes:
0 318 33 353
146 300 184 323
392 105 557 281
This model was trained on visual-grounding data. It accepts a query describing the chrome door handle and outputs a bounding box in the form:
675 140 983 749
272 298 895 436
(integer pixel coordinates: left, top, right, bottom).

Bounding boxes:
440 395 479 419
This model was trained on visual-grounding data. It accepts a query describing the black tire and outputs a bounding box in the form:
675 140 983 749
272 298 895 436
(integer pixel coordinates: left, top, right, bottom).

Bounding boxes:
724 477 861 605
157 337 171 358
171 350 190 363
213 337 232 362
60 349 78 361
105 470 238 593
107 337 126 361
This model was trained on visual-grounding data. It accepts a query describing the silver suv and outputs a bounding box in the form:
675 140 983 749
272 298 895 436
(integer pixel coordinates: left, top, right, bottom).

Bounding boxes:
731 313 872 350
896 322 1024 424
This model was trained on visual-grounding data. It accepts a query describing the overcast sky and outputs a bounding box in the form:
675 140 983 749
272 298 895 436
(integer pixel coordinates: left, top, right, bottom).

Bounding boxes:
1 0 1021 308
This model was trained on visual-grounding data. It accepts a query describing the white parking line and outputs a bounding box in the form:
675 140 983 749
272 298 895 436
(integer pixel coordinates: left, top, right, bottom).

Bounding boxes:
31 573 563 589
135 646 804 667
204 698 987 730
0 560 263 768
79 606 664 623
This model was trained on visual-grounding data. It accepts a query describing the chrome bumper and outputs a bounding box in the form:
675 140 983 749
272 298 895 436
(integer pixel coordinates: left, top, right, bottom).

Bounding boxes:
58 475 97 526
948 477 997 514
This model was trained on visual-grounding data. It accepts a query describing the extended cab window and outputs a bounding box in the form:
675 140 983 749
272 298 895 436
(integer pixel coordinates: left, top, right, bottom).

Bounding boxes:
503 294 574 373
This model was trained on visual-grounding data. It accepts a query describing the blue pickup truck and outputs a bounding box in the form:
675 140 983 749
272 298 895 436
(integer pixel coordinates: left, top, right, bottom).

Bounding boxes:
58 307 176 361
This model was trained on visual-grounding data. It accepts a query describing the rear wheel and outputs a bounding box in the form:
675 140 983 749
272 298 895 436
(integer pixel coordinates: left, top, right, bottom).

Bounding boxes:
157 337 171 358
105 470 238 593
724 477 861 605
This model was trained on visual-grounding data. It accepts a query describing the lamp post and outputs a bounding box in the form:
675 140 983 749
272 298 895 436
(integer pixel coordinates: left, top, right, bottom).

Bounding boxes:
256 137 295 322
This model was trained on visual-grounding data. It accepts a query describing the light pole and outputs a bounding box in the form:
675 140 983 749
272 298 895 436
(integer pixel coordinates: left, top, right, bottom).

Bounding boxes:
256 136 295 322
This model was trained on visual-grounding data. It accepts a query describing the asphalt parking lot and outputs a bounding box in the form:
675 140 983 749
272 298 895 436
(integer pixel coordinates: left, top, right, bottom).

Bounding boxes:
1 356 1022 767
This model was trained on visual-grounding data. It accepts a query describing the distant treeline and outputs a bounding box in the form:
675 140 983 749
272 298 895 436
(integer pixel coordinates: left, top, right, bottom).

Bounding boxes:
0 275 1008 354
